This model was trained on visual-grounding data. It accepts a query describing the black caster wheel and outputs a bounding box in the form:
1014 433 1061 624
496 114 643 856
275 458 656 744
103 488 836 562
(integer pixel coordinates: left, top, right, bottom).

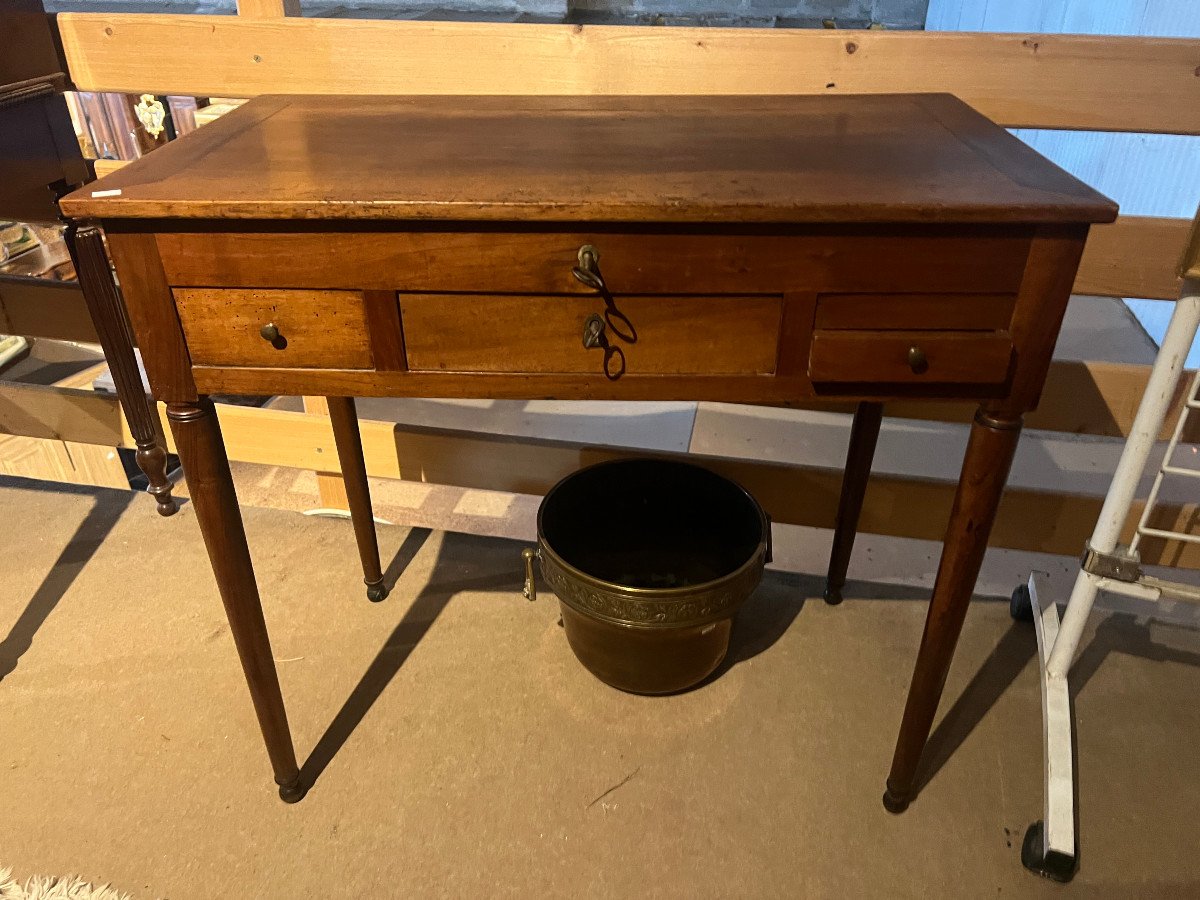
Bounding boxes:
366 580 389 603
823 584 844 606
1010 584 1034 622
278 778 308 804
1021 821 1076 883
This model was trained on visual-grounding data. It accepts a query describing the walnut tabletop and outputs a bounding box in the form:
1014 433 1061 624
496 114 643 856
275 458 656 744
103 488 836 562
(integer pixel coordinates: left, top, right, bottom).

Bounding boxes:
61 93 1117 810
60 94 1115 224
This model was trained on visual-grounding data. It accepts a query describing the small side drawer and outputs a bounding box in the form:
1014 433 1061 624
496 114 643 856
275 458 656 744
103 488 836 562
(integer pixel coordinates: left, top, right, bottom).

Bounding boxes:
401 293 782 375
809 330 1013 385
814 293 1016 331
175 288 373 369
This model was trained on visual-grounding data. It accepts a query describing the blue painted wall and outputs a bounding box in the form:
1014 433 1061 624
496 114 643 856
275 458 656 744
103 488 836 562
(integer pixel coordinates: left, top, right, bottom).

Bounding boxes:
927 0 1200 363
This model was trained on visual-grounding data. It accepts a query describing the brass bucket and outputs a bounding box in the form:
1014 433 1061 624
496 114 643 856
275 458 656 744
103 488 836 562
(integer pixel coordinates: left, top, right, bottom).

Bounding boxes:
523 458 770 694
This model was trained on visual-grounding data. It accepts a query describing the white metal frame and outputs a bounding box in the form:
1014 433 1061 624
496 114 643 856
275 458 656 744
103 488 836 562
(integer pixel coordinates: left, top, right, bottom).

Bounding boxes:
1019 277 1200 882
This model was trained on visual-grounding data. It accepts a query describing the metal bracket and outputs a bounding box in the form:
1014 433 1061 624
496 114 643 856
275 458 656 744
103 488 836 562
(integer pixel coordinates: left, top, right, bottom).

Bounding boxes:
1080 543 1141 582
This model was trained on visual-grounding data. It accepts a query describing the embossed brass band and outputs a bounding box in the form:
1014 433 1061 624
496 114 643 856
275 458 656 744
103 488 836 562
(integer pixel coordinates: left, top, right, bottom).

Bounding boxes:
538 547 766 628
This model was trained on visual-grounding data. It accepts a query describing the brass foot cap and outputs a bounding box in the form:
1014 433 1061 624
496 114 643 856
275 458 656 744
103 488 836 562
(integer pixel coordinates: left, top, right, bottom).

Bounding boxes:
882 788 909 814
278 778 307 804
366 581 389 603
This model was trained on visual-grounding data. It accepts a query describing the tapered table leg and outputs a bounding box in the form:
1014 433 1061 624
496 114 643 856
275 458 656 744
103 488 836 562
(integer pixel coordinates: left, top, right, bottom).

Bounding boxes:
326 396 387 602
883 407 1023 813
825 401 883 605
167 398 305 802
69 223 178 516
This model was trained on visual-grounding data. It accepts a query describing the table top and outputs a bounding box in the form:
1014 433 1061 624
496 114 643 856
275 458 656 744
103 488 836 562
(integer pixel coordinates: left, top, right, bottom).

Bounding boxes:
61 94 1117 225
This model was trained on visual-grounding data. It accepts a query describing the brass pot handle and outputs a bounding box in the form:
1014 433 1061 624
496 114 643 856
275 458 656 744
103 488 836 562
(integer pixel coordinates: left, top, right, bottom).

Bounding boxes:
522 547 540 601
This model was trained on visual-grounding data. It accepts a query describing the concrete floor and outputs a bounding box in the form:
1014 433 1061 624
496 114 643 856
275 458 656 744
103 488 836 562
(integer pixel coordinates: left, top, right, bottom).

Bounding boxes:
3 476 1200 897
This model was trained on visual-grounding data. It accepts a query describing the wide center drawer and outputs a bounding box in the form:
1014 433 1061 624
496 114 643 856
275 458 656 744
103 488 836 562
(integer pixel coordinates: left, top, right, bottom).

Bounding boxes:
400 293 783 375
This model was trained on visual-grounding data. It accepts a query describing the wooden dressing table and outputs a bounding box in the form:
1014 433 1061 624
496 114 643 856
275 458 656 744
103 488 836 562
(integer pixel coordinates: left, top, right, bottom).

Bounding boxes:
60 94 1116 807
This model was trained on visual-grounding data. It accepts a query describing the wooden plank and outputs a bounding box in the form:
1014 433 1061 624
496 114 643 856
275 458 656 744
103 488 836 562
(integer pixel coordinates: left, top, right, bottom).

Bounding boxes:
6 375 1184 562
92 158 129 177
0 363 129 489
789 360 1196 442
4 355 1174 448
0 278 99 342
151 402 404 478
301 395 351 510
55 17 1200 134
62 440 131 488
1182 208 1200 280
0 433 77 483
1074 215 1189 300
0 381 123 444
53 358 132 488
996 360 1197 443
195 404 1200 568
235 0 299 17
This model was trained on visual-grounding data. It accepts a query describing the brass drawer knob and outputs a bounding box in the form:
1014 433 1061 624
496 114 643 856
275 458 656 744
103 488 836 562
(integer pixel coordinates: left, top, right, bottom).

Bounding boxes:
907 345 928 374
259 322 286 349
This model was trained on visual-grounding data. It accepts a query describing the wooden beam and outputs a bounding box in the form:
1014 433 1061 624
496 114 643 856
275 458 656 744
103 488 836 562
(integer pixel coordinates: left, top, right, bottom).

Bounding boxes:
91 158 129 177
1182 209 1200 280
6 382 1183 565
55 17 1200 134
1074 215 1189 300
0 278 99 342
148 401 403 478
301 394 351 509
0 381 123 445
195 404 1200 568
9 355 1183 453
0 364 129 489
870 360 1196 443
235 0 300 17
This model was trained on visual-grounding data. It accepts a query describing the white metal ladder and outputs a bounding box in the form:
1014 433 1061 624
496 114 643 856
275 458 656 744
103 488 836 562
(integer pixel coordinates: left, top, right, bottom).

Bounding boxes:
1015 260 1200 881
